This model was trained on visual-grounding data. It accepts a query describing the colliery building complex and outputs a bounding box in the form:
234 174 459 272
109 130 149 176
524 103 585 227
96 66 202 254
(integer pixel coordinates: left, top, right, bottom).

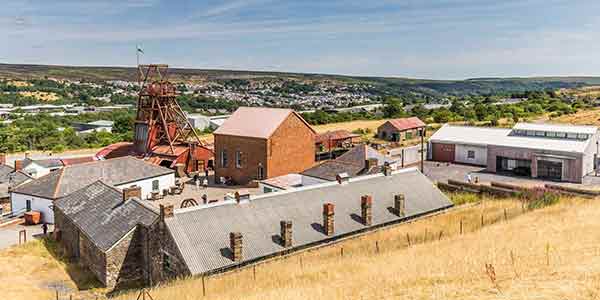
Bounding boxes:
429 122 599 183
53 167 452 288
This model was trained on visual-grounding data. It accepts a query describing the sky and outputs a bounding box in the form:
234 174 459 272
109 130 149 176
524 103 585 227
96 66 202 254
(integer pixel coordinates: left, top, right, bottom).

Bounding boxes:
1 0 600 79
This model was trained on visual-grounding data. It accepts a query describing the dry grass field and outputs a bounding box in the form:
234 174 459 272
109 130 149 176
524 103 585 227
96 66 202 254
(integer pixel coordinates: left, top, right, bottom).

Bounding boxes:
549 108 600 126
18 91 60 101
111 196 600 300
0 239 102 300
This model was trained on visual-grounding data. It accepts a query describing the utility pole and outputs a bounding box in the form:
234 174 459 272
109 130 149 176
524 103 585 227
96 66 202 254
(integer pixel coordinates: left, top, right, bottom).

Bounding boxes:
420 127 425 172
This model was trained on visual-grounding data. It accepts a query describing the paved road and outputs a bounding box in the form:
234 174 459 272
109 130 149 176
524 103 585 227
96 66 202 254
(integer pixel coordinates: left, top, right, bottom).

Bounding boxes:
0 223 53 250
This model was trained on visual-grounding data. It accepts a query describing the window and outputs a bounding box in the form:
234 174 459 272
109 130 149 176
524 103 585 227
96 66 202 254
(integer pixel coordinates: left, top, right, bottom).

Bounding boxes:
405 132 413 140
546 131 556 138
578 133 589 140
567 133 578 139
263 187 272 193
556 132 566 138
152 179 159 191
221 150 228 167
162 252 173 273
467 150 475 159
535 131 545 137
235 151 242 168
526 130 535 136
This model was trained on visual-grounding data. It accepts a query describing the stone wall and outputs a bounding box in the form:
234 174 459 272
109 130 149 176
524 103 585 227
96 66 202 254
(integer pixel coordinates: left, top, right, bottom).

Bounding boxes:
105 228 146 289
144 221 190 285
54 208 79 259
79 231 107 286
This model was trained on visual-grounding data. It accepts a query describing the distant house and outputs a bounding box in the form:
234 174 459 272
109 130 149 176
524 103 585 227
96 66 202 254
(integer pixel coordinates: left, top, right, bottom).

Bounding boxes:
11 156 175 223
315 130 361 152
302 144 396 181
16 156 96 178
72 120 114 135
0 164 32 210
213 107 316 184
377 117 426 142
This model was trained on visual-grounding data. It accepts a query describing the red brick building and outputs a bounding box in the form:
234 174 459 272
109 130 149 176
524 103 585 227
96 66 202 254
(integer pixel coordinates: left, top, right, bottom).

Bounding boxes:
377 117 426 142
213 107 316 184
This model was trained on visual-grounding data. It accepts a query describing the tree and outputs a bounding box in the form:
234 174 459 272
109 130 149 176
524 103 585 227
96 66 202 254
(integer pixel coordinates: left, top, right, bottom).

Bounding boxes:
383 97 404 118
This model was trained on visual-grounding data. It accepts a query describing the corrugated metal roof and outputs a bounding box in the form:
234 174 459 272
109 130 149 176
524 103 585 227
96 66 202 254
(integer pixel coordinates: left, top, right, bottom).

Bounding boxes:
55 181 158 252
385 117 426 131
315 130 360 143
302 145 394 181
165 168 452 275
213 107 315 139
513 122 598 135
429 124 593 153
14 156 174 199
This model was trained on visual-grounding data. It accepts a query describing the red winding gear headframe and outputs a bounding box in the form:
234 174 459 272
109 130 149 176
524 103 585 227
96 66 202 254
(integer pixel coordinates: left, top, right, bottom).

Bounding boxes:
97 64 214 174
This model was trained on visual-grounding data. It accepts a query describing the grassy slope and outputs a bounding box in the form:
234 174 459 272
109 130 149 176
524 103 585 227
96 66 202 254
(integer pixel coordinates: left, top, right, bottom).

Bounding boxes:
113 197 600 300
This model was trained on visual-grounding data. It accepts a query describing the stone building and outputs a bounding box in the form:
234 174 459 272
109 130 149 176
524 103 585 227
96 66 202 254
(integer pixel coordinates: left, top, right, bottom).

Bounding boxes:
377 117 426 142
54 167 452 289
213 107 316 184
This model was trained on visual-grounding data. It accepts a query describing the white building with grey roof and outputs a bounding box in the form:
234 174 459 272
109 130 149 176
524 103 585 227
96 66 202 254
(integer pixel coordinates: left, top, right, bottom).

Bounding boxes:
429 122 600 183
11 156 175 223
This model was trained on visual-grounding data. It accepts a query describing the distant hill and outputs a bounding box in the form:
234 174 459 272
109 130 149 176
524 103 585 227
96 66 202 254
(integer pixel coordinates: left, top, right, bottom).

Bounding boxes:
1 63 598 98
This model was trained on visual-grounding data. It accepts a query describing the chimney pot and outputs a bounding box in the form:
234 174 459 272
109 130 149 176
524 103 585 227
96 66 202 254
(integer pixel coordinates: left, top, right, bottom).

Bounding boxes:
0 153 5 166
323 203 335 236
365 158 379 170
235 190 250 203
394 194 406 217
122 185 142 201
335 172 350 184
361 195 373 226
229 232 243 261
383 163 392 176
160 204 175 220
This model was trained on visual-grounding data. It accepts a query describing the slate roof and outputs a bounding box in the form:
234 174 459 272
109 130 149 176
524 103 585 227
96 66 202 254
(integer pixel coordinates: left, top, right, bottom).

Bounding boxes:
22 158 64 169
315 130 360 143
302 145 394 181
383 117 426 131
13 156 174 199
165 167 452 275
0 165 32 198
54 181 158 252
213 107 315 139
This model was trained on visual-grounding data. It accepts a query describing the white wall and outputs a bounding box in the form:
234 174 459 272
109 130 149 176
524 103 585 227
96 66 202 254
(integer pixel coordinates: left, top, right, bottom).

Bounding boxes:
22 162 59 178
583 132 599 175
10 193 54 223
455 144 487 166
115 173 175 200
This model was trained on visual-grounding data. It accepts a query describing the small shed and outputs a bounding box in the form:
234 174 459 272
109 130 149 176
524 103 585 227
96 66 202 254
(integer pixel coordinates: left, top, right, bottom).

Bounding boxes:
377 117 426 142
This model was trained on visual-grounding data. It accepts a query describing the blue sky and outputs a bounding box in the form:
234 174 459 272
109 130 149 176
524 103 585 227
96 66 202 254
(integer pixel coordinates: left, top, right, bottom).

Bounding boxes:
1 0 599 79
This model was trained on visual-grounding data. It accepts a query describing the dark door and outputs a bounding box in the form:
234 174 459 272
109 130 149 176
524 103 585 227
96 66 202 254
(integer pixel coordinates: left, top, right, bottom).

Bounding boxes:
432 143 455 162
26 199 31 212
537 160 562 180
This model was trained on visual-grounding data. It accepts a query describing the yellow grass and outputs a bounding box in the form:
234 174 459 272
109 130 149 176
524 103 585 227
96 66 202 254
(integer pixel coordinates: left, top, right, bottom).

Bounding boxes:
550 108 600 126
7 80 32 87
18 91 60 102
0 238 103 300
111 197 600 300
312 119 387 134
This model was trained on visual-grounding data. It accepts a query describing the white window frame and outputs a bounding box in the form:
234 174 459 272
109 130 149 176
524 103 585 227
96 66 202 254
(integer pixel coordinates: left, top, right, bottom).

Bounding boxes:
467 150 475 159
235 151 242 168
221 150 228 167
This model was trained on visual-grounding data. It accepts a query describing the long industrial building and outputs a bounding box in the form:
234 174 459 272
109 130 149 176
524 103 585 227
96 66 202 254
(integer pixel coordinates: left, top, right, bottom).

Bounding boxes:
429 123 599 183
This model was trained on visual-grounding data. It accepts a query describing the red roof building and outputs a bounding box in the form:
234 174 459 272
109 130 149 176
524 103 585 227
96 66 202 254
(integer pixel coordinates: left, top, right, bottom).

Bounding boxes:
377 117 426 142
315 130 361 151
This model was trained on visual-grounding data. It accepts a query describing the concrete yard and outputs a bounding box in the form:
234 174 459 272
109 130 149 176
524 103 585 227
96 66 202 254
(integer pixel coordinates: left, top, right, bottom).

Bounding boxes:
0 223 53 250
422 161 600 188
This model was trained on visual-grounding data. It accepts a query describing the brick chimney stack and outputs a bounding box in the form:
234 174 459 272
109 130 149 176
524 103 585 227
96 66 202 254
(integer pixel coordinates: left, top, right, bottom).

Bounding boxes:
365 158 378 170
323 203 335 236
122 186 142 201
361 195 373 226
0 153 5 166
160 204 174 220
280 220 292 247
14 160 23 171
230 232 243 261
394 194 406 217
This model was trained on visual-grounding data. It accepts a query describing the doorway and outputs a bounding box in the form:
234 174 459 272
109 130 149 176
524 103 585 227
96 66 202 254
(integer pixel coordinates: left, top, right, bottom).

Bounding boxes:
537 160 562 181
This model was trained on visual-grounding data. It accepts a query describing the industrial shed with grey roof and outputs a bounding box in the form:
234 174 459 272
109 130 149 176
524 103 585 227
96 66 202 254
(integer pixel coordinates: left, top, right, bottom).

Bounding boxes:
164 167 452 275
